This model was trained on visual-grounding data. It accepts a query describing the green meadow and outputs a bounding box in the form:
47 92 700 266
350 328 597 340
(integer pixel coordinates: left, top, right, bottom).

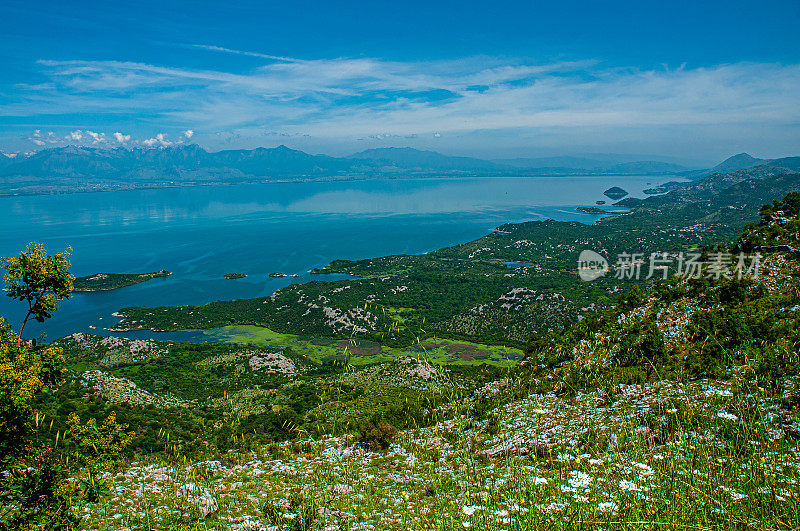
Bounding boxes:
203 325 523 367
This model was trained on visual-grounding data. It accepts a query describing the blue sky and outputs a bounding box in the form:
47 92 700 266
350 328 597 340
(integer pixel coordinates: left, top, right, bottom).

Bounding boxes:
1 0 799 163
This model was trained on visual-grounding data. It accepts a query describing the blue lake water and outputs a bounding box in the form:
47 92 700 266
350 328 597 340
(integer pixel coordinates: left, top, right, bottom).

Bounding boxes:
0 175 674 340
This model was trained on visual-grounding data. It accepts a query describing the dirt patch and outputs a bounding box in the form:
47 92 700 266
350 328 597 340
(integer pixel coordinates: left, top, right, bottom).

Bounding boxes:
336 340 381 357
445 343 484 360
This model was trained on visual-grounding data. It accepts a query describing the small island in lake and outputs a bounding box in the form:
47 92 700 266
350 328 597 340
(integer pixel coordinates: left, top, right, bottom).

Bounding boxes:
603 186 629 200
269 272 287 278
73 270 171 292
576 206 614 215
224 273 247 279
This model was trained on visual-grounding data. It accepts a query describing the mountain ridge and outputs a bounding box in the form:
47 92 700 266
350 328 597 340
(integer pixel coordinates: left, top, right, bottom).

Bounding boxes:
0 144 797 196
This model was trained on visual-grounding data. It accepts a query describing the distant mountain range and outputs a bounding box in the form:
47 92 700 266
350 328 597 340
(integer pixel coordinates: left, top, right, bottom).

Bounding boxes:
0 145 797 196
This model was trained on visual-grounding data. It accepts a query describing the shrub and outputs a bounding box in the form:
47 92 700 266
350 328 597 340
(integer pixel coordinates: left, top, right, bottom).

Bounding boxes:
359 422 398 452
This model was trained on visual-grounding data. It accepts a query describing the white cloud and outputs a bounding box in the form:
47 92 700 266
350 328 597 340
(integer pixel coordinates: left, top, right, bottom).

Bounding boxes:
143 133 171 147
9 51 800 156
68 130 83 141
113 132 131 143
85 130 105 143
182 129 194 139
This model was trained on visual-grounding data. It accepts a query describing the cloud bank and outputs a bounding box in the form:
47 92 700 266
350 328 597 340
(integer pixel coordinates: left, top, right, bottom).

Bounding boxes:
4 48 800 157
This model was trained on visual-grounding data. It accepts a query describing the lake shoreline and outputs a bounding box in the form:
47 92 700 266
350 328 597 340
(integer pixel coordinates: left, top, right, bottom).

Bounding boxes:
0 171 685 198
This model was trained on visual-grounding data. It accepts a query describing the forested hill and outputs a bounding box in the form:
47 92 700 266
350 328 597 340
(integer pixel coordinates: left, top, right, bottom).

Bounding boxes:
684 152 800 179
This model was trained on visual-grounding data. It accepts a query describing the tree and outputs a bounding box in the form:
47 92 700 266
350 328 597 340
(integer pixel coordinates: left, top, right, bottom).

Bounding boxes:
2 242 73 346
0 242 132 531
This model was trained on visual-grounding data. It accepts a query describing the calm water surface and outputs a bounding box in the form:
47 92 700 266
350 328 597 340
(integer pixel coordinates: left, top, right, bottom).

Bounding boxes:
0 175 675 339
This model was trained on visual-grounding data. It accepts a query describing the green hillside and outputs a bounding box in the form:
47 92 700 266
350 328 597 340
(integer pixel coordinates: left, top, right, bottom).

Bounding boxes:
48 190 800 531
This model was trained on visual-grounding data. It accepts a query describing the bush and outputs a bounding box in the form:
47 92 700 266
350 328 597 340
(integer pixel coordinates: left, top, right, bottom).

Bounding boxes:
359 422 398 452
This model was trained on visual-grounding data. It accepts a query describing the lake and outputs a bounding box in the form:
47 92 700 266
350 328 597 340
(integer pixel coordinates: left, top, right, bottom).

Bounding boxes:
0 175 675 340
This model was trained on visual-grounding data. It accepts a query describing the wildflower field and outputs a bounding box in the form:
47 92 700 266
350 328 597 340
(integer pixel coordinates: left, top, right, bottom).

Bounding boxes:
84 374 800 530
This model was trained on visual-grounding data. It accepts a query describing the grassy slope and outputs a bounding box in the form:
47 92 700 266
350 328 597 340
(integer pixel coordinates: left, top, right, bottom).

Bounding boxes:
41 332 508 456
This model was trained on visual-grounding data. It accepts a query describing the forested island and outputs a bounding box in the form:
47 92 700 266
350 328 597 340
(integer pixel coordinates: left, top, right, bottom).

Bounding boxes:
603 186 629 199
72 270 171 291
575 206 614 214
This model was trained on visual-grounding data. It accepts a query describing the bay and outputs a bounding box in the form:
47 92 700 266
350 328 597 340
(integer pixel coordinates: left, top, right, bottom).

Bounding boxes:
0 175 676 340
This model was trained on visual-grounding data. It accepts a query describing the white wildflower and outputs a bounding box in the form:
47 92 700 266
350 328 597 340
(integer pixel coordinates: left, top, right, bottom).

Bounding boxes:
597 501 619 513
